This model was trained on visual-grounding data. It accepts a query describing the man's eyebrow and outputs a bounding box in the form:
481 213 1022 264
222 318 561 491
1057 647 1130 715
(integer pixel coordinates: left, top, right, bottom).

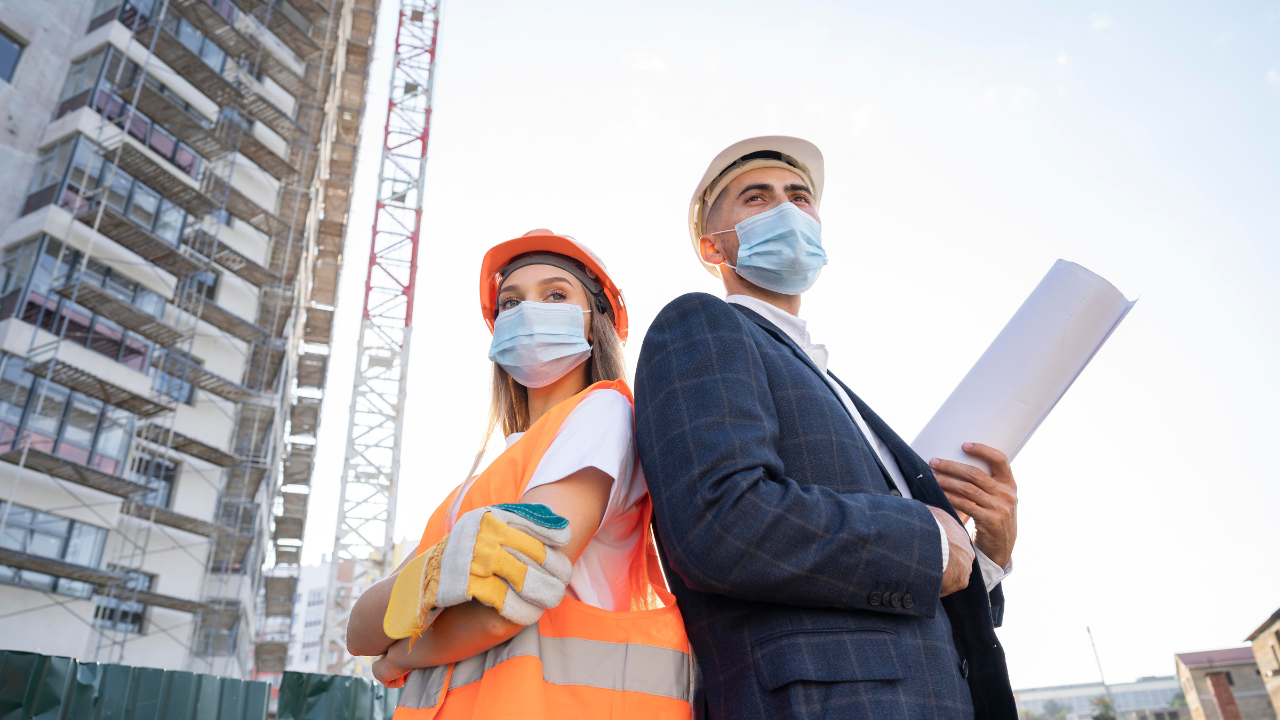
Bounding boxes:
735 183 775 199
785 183 813 195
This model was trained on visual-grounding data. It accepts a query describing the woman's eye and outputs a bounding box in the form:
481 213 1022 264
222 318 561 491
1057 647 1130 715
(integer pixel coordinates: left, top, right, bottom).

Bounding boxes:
499 298 520 311
547 290 567 302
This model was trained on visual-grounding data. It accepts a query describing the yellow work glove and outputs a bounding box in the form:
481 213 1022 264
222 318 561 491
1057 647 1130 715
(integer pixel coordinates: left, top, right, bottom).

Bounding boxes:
384 503 573 639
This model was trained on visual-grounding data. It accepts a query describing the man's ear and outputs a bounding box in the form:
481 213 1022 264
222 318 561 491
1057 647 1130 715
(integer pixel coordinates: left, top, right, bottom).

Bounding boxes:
700 235 724 265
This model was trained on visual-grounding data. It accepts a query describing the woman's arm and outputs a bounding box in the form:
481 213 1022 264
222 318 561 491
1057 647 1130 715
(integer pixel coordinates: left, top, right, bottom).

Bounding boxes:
351 467 611 663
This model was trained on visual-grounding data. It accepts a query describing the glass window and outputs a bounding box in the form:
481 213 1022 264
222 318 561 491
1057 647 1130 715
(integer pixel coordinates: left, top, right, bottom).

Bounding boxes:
200 39 225 73
134 287 164 318
104 169 132 213
154 201 184 244
26 139 75 194
27 382 69 451
0 241 39 296
148 125 176 159
0 357 32 445
130 451 177 507
91 0 121 20
190 270 219 302
177 19 203 56
61 393 103 450
59 50 104 102
88 317 124 361
120 332 150 373
173 144 199 178
94 568 153 633
0 27 22 84
126 184 160 230
92 405 132 476
0 501 107 599
104 269 136 302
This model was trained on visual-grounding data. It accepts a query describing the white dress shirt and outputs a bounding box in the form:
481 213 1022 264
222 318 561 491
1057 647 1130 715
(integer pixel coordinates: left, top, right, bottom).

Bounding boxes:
726 295 1011 592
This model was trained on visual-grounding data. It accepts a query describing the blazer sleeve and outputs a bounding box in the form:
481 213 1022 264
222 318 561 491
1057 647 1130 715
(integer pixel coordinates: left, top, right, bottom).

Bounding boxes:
634 293 945 618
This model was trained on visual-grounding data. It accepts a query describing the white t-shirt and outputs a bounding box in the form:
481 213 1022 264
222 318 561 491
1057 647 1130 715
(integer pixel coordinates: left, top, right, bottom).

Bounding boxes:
506 389 647 611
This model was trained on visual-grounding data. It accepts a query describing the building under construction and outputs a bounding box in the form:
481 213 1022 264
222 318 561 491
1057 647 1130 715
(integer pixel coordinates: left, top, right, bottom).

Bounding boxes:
0 0 373 677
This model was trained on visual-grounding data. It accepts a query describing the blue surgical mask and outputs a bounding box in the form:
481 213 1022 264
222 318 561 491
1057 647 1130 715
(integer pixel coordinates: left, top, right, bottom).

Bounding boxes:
714 202 827 295
487 301 592 388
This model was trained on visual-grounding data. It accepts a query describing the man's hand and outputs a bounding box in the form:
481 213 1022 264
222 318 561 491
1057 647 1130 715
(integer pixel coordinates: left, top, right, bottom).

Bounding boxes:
928 507 975 596
931 443 1018 569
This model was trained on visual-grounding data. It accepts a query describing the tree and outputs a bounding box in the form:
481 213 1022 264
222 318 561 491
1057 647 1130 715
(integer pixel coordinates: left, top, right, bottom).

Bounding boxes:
1043 700 1069 720
1091 696 1116 720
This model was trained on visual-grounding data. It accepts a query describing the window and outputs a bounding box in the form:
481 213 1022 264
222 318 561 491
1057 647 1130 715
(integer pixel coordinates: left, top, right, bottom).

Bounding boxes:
1225 671 1234 686
0 352 137 472
0 27 22 84
130 451 179 507
189 270 219 302
161 13 225 75
307 588 325 606
93 567 153 633
153 353 199 404
0 501 107 598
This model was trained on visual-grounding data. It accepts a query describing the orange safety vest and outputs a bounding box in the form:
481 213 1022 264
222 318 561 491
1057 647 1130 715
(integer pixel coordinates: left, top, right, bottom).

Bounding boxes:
393 380 693 719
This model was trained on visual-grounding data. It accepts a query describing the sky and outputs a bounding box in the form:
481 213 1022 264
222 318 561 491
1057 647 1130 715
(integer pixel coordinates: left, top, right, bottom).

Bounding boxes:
299 0 1280 691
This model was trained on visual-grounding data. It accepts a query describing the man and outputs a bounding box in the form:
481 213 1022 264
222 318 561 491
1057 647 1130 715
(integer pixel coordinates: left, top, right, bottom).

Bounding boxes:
634 136 1020 719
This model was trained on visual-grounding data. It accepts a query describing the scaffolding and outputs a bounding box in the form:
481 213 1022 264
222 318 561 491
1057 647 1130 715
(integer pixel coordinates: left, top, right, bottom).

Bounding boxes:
320 0 437 678
0 0 369 678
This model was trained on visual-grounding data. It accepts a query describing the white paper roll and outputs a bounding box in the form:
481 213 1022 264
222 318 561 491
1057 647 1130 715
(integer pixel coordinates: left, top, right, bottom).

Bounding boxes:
910 260 1135 473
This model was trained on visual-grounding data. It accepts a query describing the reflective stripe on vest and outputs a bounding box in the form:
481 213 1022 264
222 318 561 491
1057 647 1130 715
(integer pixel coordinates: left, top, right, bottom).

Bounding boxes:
399 625 692 710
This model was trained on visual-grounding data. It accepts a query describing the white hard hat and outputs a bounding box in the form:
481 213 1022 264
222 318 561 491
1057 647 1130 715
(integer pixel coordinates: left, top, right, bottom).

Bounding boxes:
687 136 825 278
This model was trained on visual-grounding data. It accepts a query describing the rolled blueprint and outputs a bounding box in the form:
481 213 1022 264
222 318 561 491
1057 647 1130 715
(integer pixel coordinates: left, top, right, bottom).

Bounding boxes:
910 260 1136 473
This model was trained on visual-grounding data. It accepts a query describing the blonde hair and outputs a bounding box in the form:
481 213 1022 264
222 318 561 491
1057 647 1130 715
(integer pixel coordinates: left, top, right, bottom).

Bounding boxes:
465 306 626 480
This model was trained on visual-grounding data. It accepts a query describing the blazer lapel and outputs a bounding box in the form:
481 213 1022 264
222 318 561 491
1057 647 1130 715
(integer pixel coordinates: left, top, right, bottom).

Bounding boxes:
828 373 957 516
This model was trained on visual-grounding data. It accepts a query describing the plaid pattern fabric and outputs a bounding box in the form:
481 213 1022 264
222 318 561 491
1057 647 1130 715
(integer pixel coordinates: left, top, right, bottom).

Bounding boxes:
635 293 1015 720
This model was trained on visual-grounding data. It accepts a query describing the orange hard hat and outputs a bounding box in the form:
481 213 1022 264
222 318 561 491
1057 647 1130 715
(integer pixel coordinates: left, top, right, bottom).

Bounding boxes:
479 229 629 342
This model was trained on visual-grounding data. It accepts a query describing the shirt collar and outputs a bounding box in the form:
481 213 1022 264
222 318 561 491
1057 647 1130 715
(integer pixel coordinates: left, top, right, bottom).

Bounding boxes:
726 294 829 373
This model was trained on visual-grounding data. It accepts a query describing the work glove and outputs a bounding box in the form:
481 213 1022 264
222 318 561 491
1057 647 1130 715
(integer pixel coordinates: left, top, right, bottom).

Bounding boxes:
383 503 573 639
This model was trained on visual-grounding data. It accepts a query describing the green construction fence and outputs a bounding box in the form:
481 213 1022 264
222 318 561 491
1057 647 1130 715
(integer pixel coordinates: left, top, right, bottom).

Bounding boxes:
0 650 400 720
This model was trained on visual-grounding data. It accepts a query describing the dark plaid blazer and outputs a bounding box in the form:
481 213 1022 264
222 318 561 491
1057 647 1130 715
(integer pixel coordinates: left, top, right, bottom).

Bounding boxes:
634 293 1016 720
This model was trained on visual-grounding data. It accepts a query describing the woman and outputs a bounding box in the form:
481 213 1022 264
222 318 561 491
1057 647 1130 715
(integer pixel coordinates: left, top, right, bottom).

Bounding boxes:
345 229 691 719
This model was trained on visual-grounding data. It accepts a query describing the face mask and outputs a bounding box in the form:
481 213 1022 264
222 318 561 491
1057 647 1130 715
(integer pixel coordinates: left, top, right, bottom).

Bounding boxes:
487 301 592 388
713 202 827 295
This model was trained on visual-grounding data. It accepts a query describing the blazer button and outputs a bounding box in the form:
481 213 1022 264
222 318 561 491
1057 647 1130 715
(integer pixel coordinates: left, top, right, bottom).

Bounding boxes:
869 592 882 606
960 659 969 678
889 489 902 497
903 594 914 609
890 593 902 608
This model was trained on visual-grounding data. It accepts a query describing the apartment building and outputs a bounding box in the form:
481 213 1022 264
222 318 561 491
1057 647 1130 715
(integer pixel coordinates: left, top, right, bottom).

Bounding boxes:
0 0 372 677
1176 648 1276 720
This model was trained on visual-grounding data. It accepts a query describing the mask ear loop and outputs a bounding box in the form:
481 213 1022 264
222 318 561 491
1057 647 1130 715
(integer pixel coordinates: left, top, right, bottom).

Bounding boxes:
705 228 739 272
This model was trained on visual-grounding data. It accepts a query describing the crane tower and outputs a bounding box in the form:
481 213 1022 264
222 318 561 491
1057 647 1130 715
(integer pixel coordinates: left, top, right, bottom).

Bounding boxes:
320 0 439 676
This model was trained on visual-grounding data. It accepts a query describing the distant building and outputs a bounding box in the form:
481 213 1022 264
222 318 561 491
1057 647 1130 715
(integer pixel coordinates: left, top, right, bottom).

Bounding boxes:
1175 648 1276 720
287 558 330 672
1246 611 1280 718
1015 675 1184 720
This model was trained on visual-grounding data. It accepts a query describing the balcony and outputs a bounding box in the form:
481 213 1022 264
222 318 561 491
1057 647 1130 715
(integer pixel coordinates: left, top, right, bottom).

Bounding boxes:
296 352 326 388
236 132 299 182
264 575 296 617
232 402 275 460
311 257 340 307
0 446 234 541
240 91 304 143
27 358 169 418
222 463 267 502
281 443 312 485
202 174 289 236
133 24 246 110
107 138 219 220
185 297 269 343
0 547 211 614
182 232 280 287
53 281 185 346
256 285 295 337
117 81 231 160
243 341 286 392
288 396 320 436
278 185 311 226
253 3 322 61
273 545 300 565
138 423 239 467
303 306 333 345
268 235 305 281
152 351 257 403
78 204 207 277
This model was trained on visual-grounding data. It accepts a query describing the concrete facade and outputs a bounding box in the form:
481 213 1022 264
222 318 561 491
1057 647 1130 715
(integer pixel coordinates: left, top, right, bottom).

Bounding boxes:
1176 648 1276 720
1247 609 1280 718
0 0 371 677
